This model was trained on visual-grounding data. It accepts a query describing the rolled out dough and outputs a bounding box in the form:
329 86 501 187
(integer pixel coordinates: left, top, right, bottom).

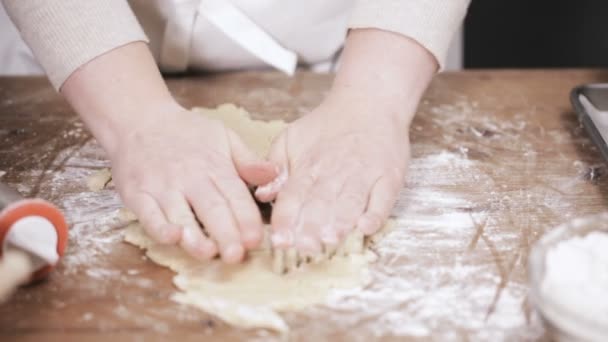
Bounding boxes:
87 168 112 191
111 104 391 332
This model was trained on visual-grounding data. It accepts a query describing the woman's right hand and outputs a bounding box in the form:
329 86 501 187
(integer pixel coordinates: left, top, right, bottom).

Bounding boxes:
108 106 277 263
61 42 277 263
109 106 277 263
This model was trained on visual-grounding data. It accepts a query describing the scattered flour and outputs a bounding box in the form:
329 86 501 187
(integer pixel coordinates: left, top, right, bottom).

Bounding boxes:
17 96 594 340
48 136 543 339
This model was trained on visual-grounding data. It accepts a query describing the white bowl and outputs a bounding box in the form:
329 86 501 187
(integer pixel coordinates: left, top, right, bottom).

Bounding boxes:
528 213 608 342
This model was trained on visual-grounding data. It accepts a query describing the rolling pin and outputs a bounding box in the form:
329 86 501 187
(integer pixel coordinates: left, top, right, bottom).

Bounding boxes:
0 182 68 302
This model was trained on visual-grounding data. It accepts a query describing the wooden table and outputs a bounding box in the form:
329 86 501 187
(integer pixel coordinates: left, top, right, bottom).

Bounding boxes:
1 70 607 341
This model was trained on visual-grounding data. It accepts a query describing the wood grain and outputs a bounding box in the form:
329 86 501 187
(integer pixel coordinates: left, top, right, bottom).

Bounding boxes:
1 70 608 341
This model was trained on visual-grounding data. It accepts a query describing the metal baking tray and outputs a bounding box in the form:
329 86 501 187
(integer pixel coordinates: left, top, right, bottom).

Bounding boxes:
571 83 608 162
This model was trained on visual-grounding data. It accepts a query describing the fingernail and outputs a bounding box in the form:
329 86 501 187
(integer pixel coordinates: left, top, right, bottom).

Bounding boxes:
320 224 338 245
242 229 262 248
182 228 198 248
271 230 293 247
201 240 218 259
160 224 182 244
255 184 272 197
277 168 288 183
182 228 213 260
297 235 322 257
357 215 379 235
223 244 244 263
271 232 287 246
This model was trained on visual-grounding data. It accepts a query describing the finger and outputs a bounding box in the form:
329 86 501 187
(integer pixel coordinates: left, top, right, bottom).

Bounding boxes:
255 133 289 202
211 174 265 250
293 196 332 256
228 130 278 186
160 191 217 260
332 176 375 239
187 181 244 264
270 172 316 249
255 167 288 203
292 174 345 255
180 224 219 261
125 192 182 245
356 177 401 235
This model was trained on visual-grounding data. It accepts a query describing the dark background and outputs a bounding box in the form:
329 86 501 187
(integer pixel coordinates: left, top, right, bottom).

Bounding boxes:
464 0 608 68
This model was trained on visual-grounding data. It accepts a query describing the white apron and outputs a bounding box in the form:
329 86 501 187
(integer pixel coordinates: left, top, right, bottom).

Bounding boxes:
0 6 44 76
0 0 353 76
129 0 354 74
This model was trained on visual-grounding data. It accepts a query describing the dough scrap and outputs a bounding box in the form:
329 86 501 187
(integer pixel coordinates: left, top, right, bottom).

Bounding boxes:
124 222 387 332
101 104 392 332
195 104 287 157
87 168 112 191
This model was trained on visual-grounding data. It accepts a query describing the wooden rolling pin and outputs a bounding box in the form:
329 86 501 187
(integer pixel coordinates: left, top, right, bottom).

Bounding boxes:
0 182 68 302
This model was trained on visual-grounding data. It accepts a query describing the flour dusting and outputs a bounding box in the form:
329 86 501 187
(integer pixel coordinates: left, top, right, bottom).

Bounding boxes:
9 95 601 340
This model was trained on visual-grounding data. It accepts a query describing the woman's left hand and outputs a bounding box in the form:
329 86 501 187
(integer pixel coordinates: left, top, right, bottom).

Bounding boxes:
255 93 410 255
257 28 437 255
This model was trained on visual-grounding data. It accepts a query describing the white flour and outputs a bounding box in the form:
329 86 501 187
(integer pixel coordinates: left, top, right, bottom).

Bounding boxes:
541 232 608 327
15 96 595 340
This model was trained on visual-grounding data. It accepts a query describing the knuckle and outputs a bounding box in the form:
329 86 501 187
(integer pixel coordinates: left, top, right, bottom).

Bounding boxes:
204 149 232 168
234 202 259 221
117 186 138 205
222 183 250 200
140 217 165 236
200 198 228 215
134 173 159 189
386 168 405 184
273 200 300 220
341 191 367 207
290 170 316 188
168 211 195 226
271 204 299 226
365 211 384 227
333 217 355 234
241 228 262 247
139 208 163 225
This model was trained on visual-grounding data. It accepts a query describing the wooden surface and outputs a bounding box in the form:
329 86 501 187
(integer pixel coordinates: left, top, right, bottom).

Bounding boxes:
1 70 608 341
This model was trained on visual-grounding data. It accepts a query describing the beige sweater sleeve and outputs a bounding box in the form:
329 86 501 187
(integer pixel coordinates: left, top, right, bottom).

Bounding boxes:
349 0 471 69
2 0 148 90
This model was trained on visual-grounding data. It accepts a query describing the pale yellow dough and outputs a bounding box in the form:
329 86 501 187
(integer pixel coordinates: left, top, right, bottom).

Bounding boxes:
124 223 381 332
109 104 391 332
87 168 112 191
196 104 287 157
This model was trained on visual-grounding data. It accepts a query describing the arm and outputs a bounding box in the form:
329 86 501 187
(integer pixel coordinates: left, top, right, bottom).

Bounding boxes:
62 42 278 264
349 0 471 70
3 1 277 263
1 0 148 90
261 0 470 254
61 41 178 156
331 28 437 129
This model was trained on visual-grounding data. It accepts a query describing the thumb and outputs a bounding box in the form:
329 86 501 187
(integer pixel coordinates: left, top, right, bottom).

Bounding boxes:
254 132 289 203
229 130 278 186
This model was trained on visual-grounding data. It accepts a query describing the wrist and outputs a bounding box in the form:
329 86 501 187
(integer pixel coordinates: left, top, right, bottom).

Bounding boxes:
91 98 184 157
327 83 418 124
329 28 436 127
60 42 182 156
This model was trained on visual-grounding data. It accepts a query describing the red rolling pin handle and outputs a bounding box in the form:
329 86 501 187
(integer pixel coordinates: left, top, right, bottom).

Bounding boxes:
0 182 68 282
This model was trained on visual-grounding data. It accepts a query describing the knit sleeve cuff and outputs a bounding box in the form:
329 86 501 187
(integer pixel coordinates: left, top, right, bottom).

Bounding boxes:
348 0 470 70
3 0 149 90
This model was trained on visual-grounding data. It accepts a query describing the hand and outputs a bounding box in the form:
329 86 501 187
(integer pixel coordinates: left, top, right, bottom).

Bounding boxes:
254 28 436 255
256 95 409 255
109 107 277 263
